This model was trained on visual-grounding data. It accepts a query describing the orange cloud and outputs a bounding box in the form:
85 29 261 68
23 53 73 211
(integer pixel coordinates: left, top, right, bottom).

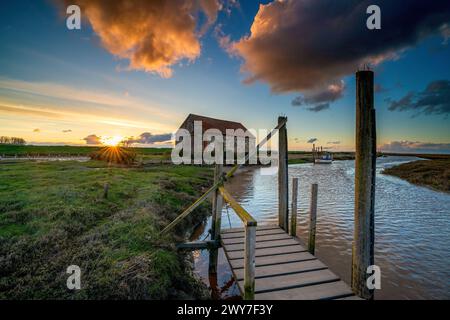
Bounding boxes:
60 0 221 77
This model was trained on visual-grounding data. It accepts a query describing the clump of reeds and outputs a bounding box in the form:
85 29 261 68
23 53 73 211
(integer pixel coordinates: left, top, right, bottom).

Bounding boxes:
90 146 136 165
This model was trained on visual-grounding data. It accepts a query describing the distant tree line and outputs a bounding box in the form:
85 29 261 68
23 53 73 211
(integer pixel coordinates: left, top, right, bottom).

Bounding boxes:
0 136 26 145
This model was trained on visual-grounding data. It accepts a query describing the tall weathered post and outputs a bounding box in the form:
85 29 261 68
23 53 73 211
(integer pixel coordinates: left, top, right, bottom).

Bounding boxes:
352 70 376 300
210 164 223 241
278 116 289 231
290 178 298 237
209 164 223 275
308 183 318 254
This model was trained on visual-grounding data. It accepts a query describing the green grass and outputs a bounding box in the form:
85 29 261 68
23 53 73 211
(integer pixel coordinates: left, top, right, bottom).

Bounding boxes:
383 159 450 193
0 160 213 299
0 145 172 160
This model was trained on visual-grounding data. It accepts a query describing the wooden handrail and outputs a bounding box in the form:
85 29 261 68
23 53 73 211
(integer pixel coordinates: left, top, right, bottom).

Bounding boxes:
218 187 257 227
218 185 257 300
226 117 287 178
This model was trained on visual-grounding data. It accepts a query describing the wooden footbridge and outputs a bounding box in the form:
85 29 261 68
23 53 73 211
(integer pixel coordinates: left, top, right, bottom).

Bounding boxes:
221 225 359 300
162 71 377 300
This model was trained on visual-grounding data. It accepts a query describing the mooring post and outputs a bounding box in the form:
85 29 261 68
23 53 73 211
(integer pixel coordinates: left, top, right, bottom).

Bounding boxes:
244 224 256 300
209 164 224 275
278 116 289 231
308 183 318 254
352 70 376 300
290 178 298 237
312 144 316 162
211 164 224 241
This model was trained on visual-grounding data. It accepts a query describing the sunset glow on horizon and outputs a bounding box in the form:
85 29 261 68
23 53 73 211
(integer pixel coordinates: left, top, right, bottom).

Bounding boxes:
100 135 125 147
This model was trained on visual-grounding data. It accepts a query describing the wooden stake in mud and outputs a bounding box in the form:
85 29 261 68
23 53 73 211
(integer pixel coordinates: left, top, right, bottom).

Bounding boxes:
290 178 298 237
278 116 289 231
308 183 318 254
352 70 376 300
211 164 224 241
244 224 256 300
103 183 109 199
209 164 223 274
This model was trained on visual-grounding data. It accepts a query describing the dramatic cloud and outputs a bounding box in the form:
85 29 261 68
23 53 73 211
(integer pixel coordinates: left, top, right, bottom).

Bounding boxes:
380 141 450 154
307 138 318 144
230 0 450 106
124 132 172 145
306 103 330 112
83 134 102 145
60 0 221 77
292 81 345 112
33 128 40 132
387 80 450 116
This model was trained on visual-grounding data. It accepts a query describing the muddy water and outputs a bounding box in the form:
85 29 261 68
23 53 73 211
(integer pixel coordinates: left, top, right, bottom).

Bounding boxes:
193 156 450 299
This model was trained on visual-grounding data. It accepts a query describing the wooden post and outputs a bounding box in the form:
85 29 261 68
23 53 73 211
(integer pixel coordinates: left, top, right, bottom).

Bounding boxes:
103 183 109 199
210 164 223 241
278 116 289 231
290 178 298 237
308 183 318 254
209 164 223 274
243 224 256 300
352 70 376 300
312 144 315 162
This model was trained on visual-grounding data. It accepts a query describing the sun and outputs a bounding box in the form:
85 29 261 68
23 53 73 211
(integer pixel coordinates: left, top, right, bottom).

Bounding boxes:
101 135 124 146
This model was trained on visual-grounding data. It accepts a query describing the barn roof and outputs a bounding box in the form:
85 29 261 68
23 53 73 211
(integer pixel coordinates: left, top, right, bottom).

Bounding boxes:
179 114 255 138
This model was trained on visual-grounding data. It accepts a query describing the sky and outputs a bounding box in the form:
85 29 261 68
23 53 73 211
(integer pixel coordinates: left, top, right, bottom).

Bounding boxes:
0 0 449 153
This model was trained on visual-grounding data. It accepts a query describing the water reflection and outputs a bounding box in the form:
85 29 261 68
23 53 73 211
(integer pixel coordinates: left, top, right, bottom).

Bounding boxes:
193 156 450 299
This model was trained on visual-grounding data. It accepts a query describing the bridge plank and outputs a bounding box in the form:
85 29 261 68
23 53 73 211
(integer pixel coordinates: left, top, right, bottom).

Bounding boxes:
226 244 307 260
224 238 301 252
222 233 291 244
255 280 354 300
337 296 363 300
220 228 285 239
221 225 279 234
234 259 328 280
239 269 340 294
229 252 317 269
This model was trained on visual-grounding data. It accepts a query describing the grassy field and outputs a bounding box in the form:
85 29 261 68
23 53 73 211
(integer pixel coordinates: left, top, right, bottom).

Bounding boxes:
288 151 450 164
381 153 450 160
0 160 213 299
383 159 450 193
0 145 172 161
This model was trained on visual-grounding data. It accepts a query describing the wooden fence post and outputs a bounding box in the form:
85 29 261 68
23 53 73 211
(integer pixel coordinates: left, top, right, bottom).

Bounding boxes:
103 183 109 199
290 178 298 237
211 164 223 241
209 164 223 275
308 183 318 254
278 116 289 231
244 224 256 300
352 70 376 300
